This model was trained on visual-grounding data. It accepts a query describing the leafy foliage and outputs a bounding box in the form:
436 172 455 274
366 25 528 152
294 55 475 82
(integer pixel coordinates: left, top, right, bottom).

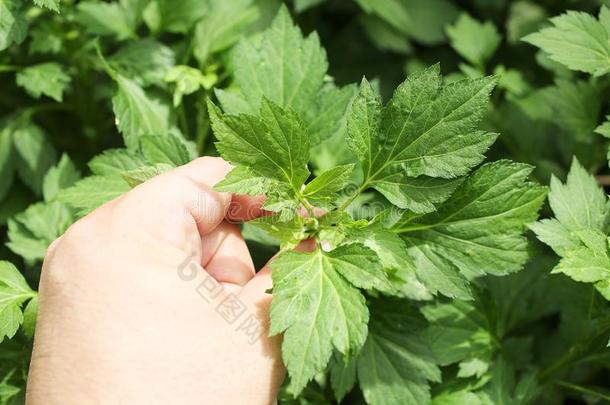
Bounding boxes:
2 1 610 404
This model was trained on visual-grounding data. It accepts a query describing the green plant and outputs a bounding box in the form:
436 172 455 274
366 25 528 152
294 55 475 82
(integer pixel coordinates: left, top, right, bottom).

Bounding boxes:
2 1 610 404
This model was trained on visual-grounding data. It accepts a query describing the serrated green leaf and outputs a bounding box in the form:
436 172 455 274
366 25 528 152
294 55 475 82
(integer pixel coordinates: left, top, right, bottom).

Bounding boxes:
76 1 137 39
57 175 130 216
215 5 354 146
530 158 609 256
209 97 310 195
139 134 192 166
7 201 72 262
347 67 498 213
524 6 610 76
121 163 173 188
422 300 492 376
109 39 175 86
153 0 208 33
0 0 27 51
214 166 276 196
33 0 59 13
356 0 460 45
356 300 441 405
42 154 80 202
112 75 171 149
348 223 431 299
447 14 501 67
12 122 57 196
303 164 354 205
395 161 547 299
21 295 37 339
88 149 148 176
329 354 357 401
0 261 34 343
542 80 600 142
193 0 259 65
327 243 392 293
270 248 369 395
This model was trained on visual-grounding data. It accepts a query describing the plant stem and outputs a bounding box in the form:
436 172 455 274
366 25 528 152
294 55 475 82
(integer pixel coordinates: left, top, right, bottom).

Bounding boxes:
338 182 368 211
554 380 610 401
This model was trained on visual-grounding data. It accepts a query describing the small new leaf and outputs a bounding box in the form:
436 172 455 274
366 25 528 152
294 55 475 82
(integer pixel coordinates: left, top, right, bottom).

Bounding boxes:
447 13 502 67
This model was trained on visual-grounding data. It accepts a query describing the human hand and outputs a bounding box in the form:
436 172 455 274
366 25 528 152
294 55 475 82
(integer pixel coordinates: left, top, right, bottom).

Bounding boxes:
26 157 285 404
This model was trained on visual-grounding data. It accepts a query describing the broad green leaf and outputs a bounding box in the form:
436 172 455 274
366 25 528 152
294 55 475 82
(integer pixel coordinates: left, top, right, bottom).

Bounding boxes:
532 159 610 296
58 175 130 216
112 75 171 149
356 0 460 45
209 97 310 193
109 39 175 86
327 243 392 293
33 0 59 13
153 0 208 33
530 159 609 256
432 391 482 405
554 231 610 283
12 122 57 195
395 161 547 299
193 0 259 65
0 261 31 292
270 248 369 395
76 1 137 39
294 0 324 13
214 166 277 196
0 373 21 404
0 0 27 51
121 163 172 188
360 14 412 54
139 134 193 166
215 5 355 146
0 261 34 342
88 149 148 176
478 359 539 405
21 295 37 339
347 67 498 213
356 300 441 405
523 6 610 76
506 1 547 44
7 201 73 262
447 14 501 67
348 223 431 300
248 215 309 250
422 300 493 375
29 21 62 54
329 354 357 401
542 80 600 142
42 154 80 202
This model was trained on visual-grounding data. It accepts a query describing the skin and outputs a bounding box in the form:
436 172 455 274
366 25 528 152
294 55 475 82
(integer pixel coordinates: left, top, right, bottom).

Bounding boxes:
26 157 288 404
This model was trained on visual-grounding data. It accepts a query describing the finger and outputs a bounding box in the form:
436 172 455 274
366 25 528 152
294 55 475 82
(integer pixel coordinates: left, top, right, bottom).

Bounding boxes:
227 194 267 223
202 221 255 286
241 239 317 298
117 157 233 238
